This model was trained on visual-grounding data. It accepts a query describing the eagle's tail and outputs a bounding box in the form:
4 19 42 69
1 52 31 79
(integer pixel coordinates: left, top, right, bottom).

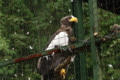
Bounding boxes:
41 74 56 80
40 75 43 80
41 75 49 80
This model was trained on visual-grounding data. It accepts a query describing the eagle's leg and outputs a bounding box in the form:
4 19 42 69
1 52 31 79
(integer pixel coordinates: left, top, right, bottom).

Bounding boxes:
54 56 71 80
54 45 64 52
55 45 72 52
64 46 72 52
62 36 77 52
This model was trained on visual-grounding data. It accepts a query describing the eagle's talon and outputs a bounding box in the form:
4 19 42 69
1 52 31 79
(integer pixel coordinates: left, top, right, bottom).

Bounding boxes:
62 46 72 52
60 69 66 79
55 45 72 52
54 45 65 52
67 46 72 52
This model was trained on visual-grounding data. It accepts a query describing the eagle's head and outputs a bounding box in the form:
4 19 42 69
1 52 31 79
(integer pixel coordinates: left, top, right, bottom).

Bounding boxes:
60 15 78 27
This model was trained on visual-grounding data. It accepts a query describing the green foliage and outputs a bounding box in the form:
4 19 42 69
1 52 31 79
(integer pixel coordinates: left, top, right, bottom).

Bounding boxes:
0 0 72 79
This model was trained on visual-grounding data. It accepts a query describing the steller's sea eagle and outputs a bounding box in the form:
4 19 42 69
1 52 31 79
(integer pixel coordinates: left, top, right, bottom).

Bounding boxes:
37 15 78 80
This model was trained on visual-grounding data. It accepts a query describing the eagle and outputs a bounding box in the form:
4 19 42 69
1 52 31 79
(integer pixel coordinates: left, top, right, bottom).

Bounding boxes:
37 15 78 80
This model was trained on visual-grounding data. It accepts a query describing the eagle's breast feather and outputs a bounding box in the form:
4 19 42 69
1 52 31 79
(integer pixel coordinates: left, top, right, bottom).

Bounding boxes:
45 32 69 51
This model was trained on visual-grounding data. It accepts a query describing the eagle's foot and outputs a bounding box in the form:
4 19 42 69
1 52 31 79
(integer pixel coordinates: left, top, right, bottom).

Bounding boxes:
60 68 66 79
54 69 66 80
65 46 72 52
55 45 72 52
54 45 64 52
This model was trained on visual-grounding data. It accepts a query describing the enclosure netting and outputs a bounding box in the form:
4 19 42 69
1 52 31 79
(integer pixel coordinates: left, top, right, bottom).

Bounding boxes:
97 0 120 80
0 0 120 80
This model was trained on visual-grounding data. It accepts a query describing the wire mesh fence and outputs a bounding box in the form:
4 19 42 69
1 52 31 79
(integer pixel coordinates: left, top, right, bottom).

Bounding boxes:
97 0 120 80
0 0 120 80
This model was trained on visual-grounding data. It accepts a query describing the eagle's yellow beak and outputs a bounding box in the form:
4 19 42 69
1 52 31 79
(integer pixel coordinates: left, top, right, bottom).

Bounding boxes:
69 17 78 23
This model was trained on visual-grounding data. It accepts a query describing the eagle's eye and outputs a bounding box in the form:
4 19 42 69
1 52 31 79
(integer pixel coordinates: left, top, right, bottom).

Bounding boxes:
67 17 72 21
